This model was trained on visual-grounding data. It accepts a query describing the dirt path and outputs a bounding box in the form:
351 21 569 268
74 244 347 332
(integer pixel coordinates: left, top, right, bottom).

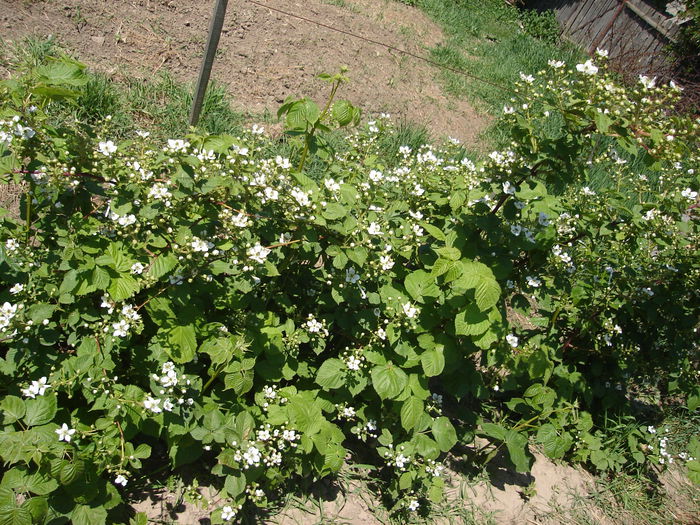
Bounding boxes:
0 0 489 144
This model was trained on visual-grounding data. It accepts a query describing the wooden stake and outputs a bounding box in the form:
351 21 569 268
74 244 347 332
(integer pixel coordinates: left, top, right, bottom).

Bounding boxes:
189 0 229 127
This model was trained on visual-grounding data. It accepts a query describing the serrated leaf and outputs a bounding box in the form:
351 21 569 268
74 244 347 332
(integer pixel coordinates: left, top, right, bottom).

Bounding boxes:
371 362 408 400
1 397 25 425
60 459 85 485
420 348 444 377
0 506 31 525
455 304 490 336
474 278 500 311
400 396 424 431
316 358 345 390
432 417 457 452
23 396 57 427
536 424 573 459
167 325 197 363
504 430 532 472
321 203 346 220
147 254 178 280
70 504 107 525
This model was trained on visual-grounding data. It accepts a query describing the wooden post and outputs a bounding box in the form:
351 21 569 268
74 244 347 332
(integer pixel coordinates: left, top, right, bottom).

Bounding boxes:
189 0 229 127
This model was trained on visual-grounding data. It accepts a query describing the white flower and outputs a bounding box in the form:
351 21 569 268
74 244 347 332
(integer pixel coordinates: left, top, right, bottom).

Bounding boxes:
263 187 279 201
582 186 596 196
131 262 145 275
510 224 522 236
503 181 516 195
166 139 189 152
506 334 519 347
377 327 386 340
251 124 265 135
395 454 409 469
114 475 128 486
367 222 383 235
537 212 551 226
576 60 598 75
548 59 565 68
56 423 76 442
121 304 141 321
526 276 541 288
247 243 271 264
231 212 251 228
681 188 697 201
97 140 117 156
503 105 515 114
324 178 341 192
379 255 394 271
9 283 24 295
243 446 261 466
112 320 130 338
283 429 298 441
641 287 654 296
162 399 175 412
639 75 656 89
399 146 412 155
191 237 214 252
595 48 609 58
5 238 19 253
291 187 311 207
221 505 237 521
305 317 325 334
413 184 425 196
519 72 534 84
343 406 356 418
408 499 420 512
148 183 172 201
403 302 419 319
22 377 51 398
135 130 150 138
369 170 383 182
345 355 362 370
346 267 361 284
143 396 162 413
408 210 423 220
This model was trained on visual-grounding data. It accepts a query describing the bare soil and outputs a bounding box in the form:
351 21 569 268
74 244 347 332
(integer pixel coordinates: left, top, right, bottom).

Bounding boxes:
0 0 489 144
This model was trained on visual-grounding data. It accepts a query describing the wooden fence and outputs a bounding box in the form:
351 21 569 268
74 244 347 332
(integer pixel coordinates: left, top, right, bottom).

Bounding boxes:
530 0 685 77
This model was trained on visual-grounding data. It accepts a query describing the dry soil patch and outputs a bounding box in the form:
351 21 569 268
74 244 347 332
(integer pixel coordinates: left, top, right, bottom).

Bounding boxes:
0 0 489 143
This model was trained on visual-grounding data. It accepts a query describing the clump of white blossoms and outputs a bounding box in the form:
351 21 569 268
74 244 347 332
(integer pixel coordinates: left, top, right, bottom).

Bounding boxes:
56 423 76 442
114 474 128 487
97 140 117 156
247 243 271 264
0 301 18 331
166 139 189 153
191 236 214 253
22 376 50 398
402 302 419 319
367 222 383 235
305 314 329 337
506 334 519 347
131 262 145 275
576 60 598 75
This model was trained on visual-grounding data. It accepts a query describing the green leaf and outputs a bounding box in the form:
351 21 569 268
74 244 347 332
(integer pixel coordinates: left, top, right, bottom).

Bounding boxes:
1 397 25 425
332 100 355 126
199 337 233 365
400 396 424 431
321 203 347 220
435 247 460 261
23 395 57 427
371 363 408 400
224 474 246 498
404 270 438 302
147 253 178 280
70 504 107 525
454 304 490 336
504 430 532 472
26 304 56 324
536 424 572 459
432 417 457 452
60 459 86 485
0 506 31 525
316 358 345 390
167 325 197 363
21 497 47 522
420 348 444 377
594 111 612 133
474 278 500 311
108 275 139 302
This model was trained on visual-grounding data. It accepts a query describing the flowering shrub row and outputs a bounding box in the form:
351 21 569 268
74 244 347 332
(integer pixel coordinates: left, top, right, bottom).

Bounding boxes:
0 54 698 523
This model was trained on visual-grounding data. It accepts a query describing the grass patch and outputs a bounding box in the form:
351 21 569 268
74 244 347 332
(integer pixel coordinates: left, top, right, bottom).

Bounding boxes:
1 36 247 141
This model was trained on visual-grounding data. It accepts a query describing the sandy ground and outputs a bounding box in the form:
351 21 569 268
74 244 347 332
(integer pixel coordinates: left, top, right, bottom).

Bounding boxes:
0 0 489 144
